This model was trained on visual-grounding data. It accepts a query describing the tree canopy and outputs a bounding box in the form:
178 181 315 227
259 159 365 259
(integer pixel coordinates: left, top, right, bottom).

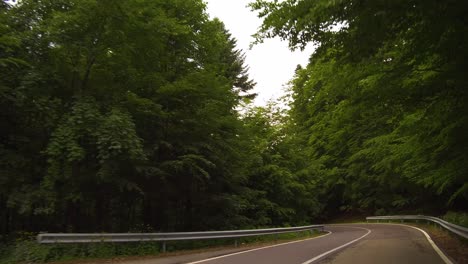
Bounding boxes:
251 0 468 213
0 0 263 233
0 0 467 239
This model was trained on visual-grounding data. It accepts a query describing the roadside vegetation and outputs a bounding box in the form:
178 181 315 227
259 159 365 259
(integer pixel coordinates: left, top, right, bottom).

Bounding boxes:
443 212 468 228
374 221 468 264
1 0 467 263
0 230 322 264
423 225 468 264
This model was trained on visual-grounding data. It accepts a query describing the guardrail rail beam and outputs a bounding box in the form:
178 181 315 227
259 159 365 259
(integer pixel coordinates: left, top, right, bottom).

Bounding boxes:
366 215 468 239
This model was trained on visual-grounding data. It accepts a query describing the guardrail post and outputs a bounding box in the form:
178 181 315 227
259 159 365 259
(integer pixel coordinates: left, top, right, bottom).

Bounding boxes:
37 232 45 243
234 239 238 247
36 224 329 247
365 215 468 240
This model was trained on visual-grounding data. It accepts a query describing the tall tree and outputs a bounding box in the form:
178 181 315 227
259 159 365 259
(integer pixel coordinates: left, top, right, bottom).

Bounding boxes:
0 0 257 234
251 0 468 214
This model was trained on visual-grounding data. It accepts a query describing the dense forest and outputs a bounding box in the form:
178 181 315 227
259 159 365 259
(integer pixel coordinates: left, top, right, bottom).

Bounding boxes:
1 0 467 239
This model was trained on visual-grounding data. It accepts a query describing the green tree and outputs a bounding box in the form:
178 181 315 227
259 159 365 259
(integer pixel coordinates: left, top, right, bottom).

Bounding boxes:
0 0 258 235
241 102 322 226
252 0 468 214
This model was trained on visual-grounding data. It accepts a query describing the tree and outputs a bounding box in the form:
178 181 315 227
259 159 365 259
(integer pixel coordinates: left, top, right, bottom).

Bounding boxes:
0 0 258 234
252 0 468 213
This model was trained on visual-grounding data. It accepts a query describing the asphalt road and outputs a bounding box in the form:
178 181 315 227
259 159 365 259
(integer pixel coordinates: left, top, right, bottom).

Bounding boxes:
121 224 451 264
318 224 450 264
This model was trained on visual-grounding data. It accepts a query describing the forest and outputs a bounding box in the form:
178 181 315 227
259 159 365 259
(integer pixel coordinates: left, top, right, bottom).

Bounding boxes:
1 0 467 241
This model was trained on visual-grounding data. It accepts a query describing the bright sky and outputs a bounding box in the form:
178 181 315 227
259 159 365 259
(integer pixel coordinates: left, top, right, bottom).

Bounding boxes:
6 0 314 106
204 0 315 106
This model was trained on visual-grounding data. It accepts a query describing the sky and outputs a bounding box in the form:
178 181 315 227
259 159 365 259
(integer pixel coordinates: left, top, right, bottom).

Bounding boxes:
5 0 313 106
204 0 315 106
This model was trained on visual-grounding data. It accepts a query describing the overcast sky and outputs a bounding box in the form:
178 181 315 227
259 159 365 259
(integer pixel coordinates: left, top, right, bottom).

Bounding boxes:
204 0 315 106
6 0 313 106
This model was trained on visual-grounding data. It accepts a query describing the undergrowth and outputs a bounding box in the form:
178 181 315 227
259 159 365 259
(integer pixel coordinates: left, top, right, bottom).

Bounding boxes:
442 211 468 228
0 230 321 263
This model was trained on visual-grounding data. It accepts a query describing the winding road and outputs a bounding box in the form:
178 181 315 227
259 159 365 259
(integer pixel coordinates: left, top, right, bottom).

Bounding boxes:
122 224 453 264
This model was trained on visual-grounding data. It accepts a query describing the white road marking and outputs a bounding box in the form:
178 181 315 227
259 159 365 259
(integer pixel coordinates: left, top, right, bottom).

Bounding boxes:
301 226 372 264
185 231 332 264
187 223 450 264
370 223 454 264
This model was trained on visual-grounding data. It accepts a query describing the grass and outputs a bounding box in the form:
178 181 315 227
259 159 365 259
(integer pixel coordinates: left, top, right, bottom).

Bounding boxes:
442 211 468 228
0 229 324 264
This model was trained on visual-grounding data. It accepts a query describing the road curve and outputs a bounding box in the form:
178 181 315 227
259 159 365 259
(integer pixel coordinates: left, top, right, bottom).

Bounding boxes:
318 224 451 264
186 225 368 264
122 224 451 264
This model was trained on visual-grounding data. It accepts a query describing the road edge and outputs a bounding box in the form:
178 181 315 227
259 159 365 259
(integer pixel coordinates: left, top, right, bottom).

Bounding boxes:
300 226 371 264
366 223 454 264
185 231 333 264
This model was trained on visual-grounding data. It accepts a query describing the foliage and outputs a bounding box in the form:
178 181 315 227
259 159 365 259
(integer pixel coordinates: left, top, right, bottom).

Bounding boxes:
0 0 262 236
443 212 468 228
0 240 164 264
1 0 321 242
2 1 467 262
252 0 468 214
0 230 320 264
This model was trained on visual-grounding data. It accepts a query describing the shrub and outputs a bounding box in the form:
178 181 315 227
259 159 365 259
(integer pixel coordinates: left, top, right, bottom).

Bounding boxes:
443 211 468 228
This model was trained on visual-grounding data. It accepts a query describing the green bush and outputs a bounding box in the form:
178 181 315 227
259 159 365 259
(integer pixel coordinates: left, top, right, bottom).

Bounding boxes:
0 230 320 263
443 211 468 228
12 241 50 263
0 240 164 263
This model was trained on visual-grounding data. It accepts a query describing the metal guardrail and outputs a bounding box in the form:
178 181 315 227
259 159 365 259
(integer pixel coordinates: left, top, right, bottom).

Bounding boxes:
37 224 324 251
366 215 468 239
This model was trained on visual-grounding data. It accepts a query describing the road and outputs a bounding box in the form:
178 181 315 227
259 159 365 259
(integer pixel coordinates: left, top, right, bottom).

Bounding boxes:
118 224 452 264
